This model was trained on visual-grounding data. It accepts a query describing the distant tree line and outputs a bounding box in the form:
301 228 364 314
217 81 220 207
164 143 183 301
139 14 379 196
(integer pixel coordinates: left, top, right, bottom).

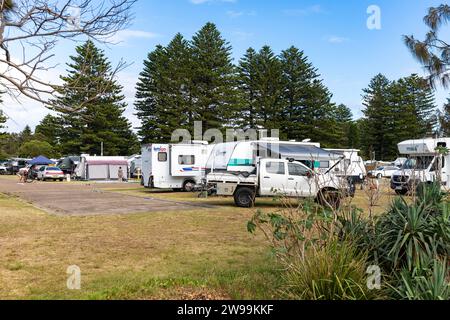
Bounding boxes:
0 41 140 159
360 73 438 160
134 22 445 160
135 23 355 148
2 21 450 161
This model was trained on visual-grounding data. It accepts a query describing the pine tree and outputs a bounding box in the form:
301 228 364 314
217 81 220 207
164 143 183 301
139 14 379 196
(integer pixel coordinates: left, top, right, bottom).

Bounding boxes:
361 74 395 160
19 125 33 144
190 22 238 132
439 98 450 136
250 46 284 130
237 48 259 129
35 114 63 146
397 74 437 138
135 45 167 143
279 46 338 146
347 121 362 149
332 104 354 148
54 40 138 156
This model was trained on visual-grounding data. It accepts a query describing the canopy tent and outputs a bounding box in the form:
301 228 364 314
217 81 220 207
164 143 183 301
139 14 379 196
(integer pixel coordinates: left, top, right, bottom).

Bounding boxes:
28 156 55 166
255 143 344 161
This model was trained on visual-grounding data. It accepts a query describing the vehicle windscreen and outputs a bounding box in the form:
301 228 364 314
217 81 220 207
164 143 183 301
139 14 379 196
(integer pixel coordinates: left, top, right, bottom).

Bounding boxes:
402 156 434 170
46 167 62 171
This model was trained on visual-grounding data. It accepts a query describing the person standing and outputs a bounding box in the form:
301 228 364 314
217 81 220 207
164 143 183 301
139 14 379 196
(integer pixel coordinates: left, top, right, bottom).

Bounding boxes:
118 167 124 182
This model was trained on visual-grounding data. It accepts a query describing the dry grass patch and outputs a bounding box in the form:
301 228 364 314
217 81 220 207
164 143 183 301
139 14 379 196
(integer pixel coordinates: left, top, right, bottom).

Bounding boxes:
0 193 280 300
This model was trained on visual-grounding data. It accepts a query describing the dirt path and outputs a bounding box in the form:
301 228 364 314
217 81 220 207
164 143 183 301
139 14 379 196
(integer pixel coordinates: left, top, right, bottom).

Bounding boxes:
0 177 210 215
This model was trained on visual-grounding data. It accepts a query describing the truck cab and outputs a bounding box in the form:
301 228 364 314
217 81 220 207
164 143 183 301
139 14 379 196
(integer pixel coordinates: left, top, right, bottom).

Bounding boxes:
208 158 346 208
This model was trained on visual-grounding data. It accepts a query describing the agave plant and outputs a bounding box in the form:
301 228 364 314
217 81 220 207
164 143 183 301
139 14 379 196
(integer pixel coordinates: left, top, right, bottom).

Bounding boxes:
375 183 450 271
393 258 450 300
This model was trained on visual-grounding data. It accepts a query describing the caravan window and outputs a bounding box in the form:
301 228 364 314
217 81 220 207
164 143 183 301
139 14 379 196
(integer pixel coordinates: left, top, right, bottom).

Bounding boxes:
319 161 330 169
179 155 195 165
158 152 167 162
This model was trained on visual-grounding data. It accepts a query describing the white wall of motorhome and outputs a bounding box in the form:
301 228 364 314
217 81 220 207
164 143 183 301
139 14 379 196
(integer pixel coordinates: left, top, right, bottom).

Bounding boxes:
141 142 213 191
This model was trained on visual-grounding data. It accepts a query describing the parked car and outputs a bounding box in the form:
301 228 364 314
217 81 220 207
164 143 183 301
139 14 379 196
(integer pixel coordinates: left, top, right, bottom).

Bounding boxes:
0 163 7 175
36 166 65 181
368 166 400 179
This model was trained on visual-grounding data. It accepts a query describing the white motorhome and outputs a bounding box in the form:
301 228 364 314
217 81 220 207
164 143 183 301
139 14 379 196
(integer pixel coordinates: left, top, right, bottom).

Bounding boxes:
325 149 367 184
75 155 129 181
206 140 351 207
391 138 450 195
141 142 213 191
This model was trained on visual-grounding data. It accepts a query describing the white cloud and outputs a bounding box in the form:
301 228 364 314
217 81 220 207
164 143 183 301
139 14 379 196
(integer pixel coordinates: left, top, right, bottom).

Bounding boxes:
327 36 349 44
226 10 256 18
108 30 161 46
283 5 324 16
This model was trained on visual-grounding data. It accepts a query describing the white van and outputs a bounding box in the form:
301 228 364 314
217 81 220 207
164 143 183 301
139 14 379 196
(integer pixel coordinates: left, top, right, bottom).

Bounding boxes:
141 142 213 191
391 138 450 195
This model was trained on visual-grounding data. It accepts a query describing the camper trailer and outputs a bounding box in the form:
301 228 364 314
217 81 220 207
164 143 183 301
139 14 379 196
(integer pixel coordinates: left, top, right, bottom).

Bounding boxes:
206 140 351 207
391 138 450 194
75 155 129 181
141 142 213 191
205 139 340 174
325 149 366 184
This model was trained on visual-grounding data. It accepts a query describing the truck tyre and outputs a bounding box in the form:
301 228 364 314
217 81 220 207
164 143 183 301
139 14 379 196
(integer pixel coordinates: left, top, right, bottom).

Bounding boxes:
234 187 255 208
183 180 196 192
317 189 341 210
377 174 382 179
395 189 408 196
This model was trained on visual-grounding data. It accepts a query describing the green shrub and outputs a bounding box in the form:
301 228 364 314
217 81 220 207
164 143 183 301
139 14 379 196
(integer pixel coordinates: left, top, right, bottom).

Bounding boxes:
375 183 450 271
393 258 450 300
281 241 378 300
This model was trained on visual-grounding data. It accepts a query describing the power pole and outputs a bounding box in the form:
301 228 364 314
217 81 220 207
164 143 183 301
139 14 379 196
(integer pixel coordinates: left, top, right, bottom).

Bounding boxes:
101 142 104 156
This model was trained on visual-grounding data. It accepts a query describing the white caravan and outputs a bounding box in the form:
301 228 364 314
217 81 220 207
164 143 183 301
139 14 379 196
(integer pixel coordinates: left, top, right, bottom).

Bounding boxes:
75 155 129 181
325 149 367 184
141 142 213 191
391 138 450 195
206 140 352 207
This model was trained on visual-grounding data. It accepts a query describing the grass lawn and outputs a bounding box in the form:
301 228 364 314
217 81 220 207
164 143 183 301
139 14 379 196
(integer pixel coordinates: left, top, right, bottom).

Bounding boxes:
0 177 398 300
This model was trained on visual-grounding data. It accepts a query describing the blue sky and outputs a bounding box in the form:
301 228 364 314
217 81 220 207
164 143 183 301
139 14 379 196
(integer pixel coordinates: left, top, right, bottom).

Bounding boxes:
3 0 449 132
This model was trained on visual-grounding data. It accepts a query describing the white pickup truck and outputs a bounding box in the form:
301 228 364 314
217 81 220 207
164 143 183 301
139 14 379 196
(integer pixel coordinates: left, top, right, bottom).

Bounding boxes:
207 158 351 208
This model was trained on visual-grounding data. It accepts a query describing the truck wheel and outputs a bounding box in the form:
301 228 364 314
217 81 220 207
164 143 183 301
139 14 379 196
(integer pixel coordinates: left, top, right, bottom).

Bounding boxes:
183 180 196 192
395 189 408 196
317 189 341 210
234 187 255 208
377 174 382 179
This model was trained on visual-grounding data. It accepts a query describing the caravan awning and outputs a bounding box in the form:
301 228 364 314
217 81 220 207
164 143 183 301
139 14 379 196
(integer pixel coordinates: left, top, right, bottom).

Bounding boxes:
255 143 344 161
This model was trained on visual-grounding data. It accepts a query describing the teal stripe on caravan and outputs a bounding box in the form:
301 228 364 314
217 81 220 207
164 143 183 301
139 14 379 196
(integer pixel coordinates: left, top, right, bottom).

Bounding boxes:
228 159 253 167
